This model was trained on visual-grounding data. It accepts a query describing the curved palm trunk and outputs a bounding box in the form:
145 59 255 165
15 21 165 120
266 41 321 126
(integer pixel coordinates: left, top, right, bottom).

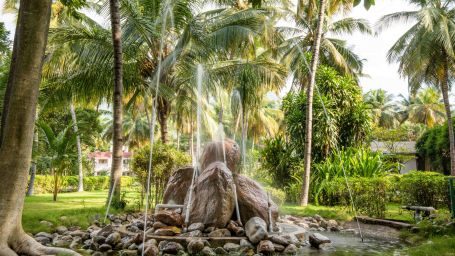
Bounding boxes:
70 102 84 192
0 1 79 255
108 0 124 205
300 0 327 206
441 56 455 176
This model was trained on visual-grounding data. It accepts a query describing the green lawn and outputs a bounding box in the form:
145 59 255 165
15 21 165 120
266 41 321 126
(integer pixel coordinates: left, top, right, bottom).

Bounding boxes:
402 236 455 256
23 190 140 234
280 203 417 222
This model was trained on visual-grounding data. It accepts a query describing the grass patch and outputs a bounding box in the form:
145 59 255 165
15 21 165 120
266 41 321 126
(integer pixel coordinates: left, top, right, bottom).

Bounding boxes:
23 190 140 234
402 236 455 256
280 204 353 221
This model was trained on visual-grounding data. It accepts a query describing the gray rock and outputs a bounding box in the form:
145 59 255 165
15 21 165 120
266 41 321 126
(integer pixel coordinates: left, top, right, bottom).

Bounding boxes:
204 227 215 233
201 246 216 256
180 230 202 237
269 235 290 246
35 232 53 239
93 235 106 244
245 217 268 244
314 215 323 222
309 233 331 249
119 250 138 256
99 243 112 252
56 226 68 234
214 247 228 255
97 224 114 237
188 222 205 232
158 241 184 254
92 252 103 256
69 230 86 237
273 243 285 252
40 220 53 227
240 239 254 249
34 236 51 245
257 240 274 254
208 229 231 237
153 221 167 229
223 242 240 252
284 244 298 254
106 232 121 245
187 239 205 254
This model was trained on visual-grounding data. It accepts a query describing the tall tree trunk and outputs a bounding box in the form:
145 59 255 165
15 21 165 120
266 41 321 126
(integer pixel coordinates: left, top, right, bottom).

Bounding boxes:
70 102 84 192
300 0 327 206
53 172 58 202
441 55 455 176
26 163 36 196
158 97 170 144
0 1 79 255
108 0 124 205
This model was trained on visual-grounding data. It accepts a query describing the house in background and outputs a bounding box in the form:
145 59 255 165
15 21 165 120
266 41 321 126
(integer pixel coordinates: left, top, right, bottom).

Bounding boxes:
370 141 420 174
88 151 133 176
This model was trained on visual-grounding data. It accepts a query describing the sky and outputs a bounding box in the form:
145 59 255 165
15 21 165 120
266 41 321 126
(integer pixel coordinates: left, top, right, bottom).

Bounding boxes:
0 0 418 97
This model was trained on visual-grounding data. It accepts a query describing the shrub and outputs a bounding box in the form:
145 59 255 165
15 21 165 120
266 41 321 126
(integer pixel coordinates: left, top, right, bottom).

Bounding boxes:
131 143 190 207
264 186 286 206
320 177 390 218
398 171 449 208
30 175 135 194
312 147 398 205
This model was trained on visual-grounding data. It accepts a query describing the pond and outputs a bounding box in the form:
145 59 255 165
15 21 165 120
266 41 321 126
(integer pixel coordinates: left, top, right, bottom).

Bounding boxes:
280 222 404 256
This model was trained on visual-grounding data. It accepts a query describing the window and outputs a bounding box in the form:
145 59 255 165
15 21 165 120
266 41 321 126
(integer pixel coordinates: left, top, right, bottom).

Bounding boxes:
99 159 108 164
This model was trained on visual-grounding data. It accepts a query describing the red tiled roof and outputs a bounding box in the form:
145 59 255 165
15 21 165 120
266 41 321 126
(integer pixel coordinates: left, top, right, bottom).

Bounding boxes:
88 151 132 158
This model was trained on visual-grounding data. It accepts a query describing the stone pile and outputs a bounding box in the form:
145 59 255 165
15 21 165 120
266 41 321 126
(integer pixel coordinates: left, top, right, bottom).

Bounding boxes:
33 212 304 255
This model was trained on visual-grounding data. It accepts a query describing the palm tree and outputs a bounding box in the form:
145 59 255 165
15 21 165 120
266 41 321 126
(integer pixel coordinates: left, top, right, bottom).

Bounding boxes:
36 121 76 201
108 0 124 206
407 88 445 127
379 0 455 175
289 0 374 206
364 89 400 128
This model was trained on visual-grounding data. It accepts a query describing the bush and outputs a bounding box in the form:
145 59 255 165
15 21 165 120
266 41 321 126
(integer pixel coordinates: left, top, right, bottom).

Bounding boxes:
264 186 286 206
131 143 190 207
312 147 398 205
30 175 135 194
320 177 390 218
398 171 449 208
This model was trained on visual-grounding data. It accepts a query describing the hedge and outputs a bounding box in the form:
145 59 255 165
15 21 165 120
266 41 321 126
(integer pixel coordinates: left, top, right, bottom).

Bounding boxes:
318 171 453 218
29 175 137 194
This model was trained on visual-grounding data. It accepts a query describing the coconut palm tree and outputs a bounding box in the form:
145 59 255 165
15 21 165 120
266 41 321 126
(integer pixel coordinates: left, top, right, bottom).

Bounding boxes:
379 0 455 175
289 0 375 206
407 88 445 127
36 121 76 201
364 89 400 128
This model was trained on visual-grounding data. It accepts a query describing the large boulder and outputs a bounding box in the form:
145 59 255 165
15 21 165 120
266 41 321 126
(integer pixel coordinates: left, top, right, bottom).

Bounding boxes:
182 162 235 228
200 139 241 173
235 175 279 227
162 166 194 205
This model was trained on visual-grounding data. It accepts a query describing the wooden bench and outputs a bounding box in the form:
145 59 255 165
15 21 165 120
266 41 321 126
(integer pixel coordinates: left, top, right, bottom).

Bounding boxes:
401 206 436 222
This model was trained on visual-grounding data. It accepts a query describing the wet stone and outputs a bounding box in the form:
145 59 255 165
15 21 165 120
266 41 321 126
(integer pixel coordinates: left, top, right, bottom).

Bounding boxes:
284 244 298 254
208 228 231 237
158 241 184 254
309 233 331 249
257 240 275 254
201 246 216 256
188 222 205 232
223 242 240 252
99 243 112 252
187 239 205 254
180 230 203 237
